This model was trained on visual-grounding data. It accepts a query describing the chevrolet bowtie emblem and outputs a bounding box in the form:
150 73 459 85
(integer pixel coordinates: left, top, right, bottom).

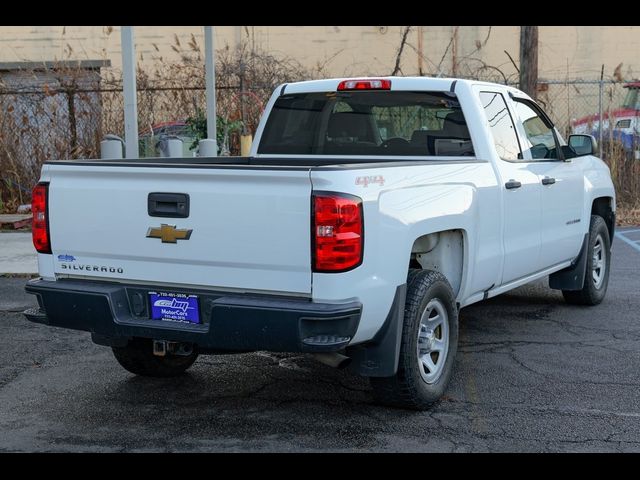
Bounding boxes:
146 224 193 243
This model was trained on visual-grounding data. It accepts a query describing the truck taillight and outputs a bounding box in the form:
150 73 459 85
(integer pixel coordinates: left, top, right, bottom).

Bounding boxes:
32 183 51 254
313 193 363 272
337 79 391 91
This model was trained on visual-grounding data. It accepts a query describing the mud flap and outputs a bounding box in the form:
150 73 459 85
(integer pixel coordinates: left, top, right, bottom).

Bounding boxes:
347 284 406 377
549 233 589 291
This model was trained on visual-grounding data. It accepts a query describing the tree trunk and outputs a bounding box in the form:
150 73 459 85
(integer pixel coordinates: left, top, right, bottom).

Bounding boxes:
519 26 538 99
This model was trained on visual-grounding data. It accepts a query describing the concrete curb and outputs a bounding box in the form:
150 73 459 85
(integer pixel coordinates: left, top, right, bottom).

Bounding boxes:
0 232 38 274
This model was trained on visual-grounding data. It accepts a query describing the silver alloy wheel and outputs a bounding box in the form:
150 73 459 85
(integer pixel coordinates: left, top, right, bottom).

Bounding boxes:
416 298 449 384
592 233 606 289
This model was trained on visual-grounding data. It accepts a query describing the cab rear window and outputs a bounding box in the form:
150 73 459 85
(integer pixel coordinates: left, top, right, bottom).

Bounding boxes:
257 91 474 157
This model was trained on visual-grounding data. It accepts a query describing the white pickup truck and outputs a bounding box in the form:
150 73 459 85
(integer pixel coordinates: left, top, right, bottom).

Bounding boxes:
25 77 616 409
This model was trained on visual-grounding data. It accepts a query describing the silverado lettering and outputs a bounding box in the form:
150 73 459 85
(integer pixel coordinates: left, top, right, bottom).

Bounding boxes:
59 264 123 274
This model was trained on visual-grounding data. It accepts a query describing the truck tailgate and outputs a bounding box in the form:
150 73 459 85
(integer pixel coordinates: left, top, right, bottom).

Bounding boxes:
46 164 312 294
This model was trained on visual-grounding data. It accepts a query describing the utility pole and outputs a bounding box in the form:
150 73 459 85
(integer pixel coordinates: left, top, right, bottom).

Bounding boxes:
451 26 458 76
519 26 538 99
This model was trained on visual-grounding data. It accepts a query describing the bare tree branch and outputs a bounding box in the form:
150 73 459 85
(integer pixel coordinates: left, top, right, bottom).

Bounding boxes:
459 26 493 63
391 26 412 76
504 50 520 74
314 48 345 75
436 35 455 76
482 26 492 47
404 42 438 74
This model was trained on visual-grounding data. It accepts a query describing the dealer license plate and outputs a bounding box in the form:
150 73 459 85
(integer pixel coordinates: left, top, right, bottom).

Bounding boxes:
149 291 200 324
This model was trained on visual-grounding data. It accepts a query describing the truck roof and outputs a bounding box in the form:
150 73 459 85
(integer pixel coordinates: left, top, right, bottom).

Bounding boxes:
282 76 514 95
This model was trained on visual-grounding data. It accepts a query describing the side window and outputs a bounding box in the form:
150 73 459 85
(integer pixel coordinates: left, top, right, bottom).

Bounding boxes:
512 100 559 160
479 92 521 161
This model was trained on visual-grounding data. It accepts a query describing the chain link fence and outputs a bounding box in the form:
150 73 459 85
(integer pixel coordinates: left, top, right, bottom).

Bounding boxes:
1 71 639 214
0 81 254 210
537 79 640 210
536 80 629 139
0 48 313 212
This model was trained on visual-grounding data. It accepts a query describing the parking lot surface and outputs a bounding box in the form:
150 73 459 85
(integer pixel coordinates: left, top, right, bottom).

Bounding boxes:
1 230 639 452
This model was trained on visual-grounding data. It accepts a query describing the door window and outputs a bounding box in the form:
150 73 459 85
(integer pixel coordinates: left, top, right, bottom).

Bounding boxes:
479 92 522 161
512 100 561 160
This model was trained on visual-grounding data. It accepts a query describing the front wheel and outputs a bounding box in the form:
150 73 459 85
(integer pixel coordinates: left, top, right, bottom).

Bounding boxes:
370 269 458 410
562 215 611 306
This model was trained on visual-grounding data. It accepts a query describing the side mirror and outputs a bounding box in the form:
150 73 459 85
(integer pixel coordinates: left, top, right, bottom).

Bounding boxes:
568 134 598 157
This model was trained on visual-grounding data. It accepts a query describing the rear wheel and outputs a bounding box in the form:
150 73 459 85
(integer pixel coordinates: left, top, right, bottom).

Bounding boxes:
370 269 458 410
562 215 611 306
112 338 198 377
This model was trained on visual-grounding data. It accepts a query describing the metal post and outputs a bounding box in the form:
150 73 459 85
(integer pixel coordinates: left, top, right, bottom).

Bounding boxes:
121 26 138 159
598 64 604 151
239 62 252 156
199 25 218 156
417 26 424 76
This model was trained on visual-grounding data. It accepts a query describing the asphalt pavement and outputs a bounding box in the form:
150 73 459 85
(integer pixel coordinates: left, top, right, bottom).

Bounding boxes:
0 230 639 452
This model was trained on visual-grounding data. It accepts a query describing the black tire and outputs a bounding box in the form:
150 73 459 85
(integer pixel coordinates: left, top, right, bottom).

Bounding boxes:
112 338 198 377
407 267 422 286
562 215 611 306
370 269 458 410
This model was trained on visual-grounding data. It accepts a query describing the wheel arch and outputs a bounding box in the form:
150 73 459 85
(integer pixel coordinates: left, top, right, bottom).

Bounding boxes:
591 196 615 243
409 229 468 300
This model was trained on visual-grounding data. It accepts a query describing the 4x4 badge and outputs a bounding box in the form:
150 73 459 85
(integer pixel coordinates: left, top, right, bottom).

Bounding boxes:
146 224 193 243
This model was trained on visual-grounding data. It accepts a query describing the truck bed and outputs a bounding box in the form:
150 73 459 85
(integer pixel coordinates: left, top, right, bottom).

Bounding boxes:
46 155 477 168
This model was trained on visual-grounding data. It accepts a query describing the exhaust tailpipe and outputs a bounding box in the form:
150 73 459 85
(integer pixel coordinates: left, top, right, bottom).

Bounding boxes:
312 352 351 369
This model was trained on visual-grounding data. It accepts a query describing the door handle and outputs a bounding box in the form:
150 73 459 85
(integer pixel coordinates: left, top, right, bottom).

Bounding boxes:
541 177 556 185
505 180 522 190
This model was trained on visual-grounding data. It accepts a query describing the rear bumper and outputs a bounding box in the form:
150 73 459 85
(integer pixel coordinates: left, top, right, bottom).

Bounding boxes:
24 279 361 353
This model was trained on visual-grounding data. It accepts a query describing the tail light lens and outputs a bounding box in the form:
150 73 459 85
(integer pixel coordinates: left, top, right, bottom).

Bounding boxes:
337 79 391 91
313 192 363 272
32 183 51 254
